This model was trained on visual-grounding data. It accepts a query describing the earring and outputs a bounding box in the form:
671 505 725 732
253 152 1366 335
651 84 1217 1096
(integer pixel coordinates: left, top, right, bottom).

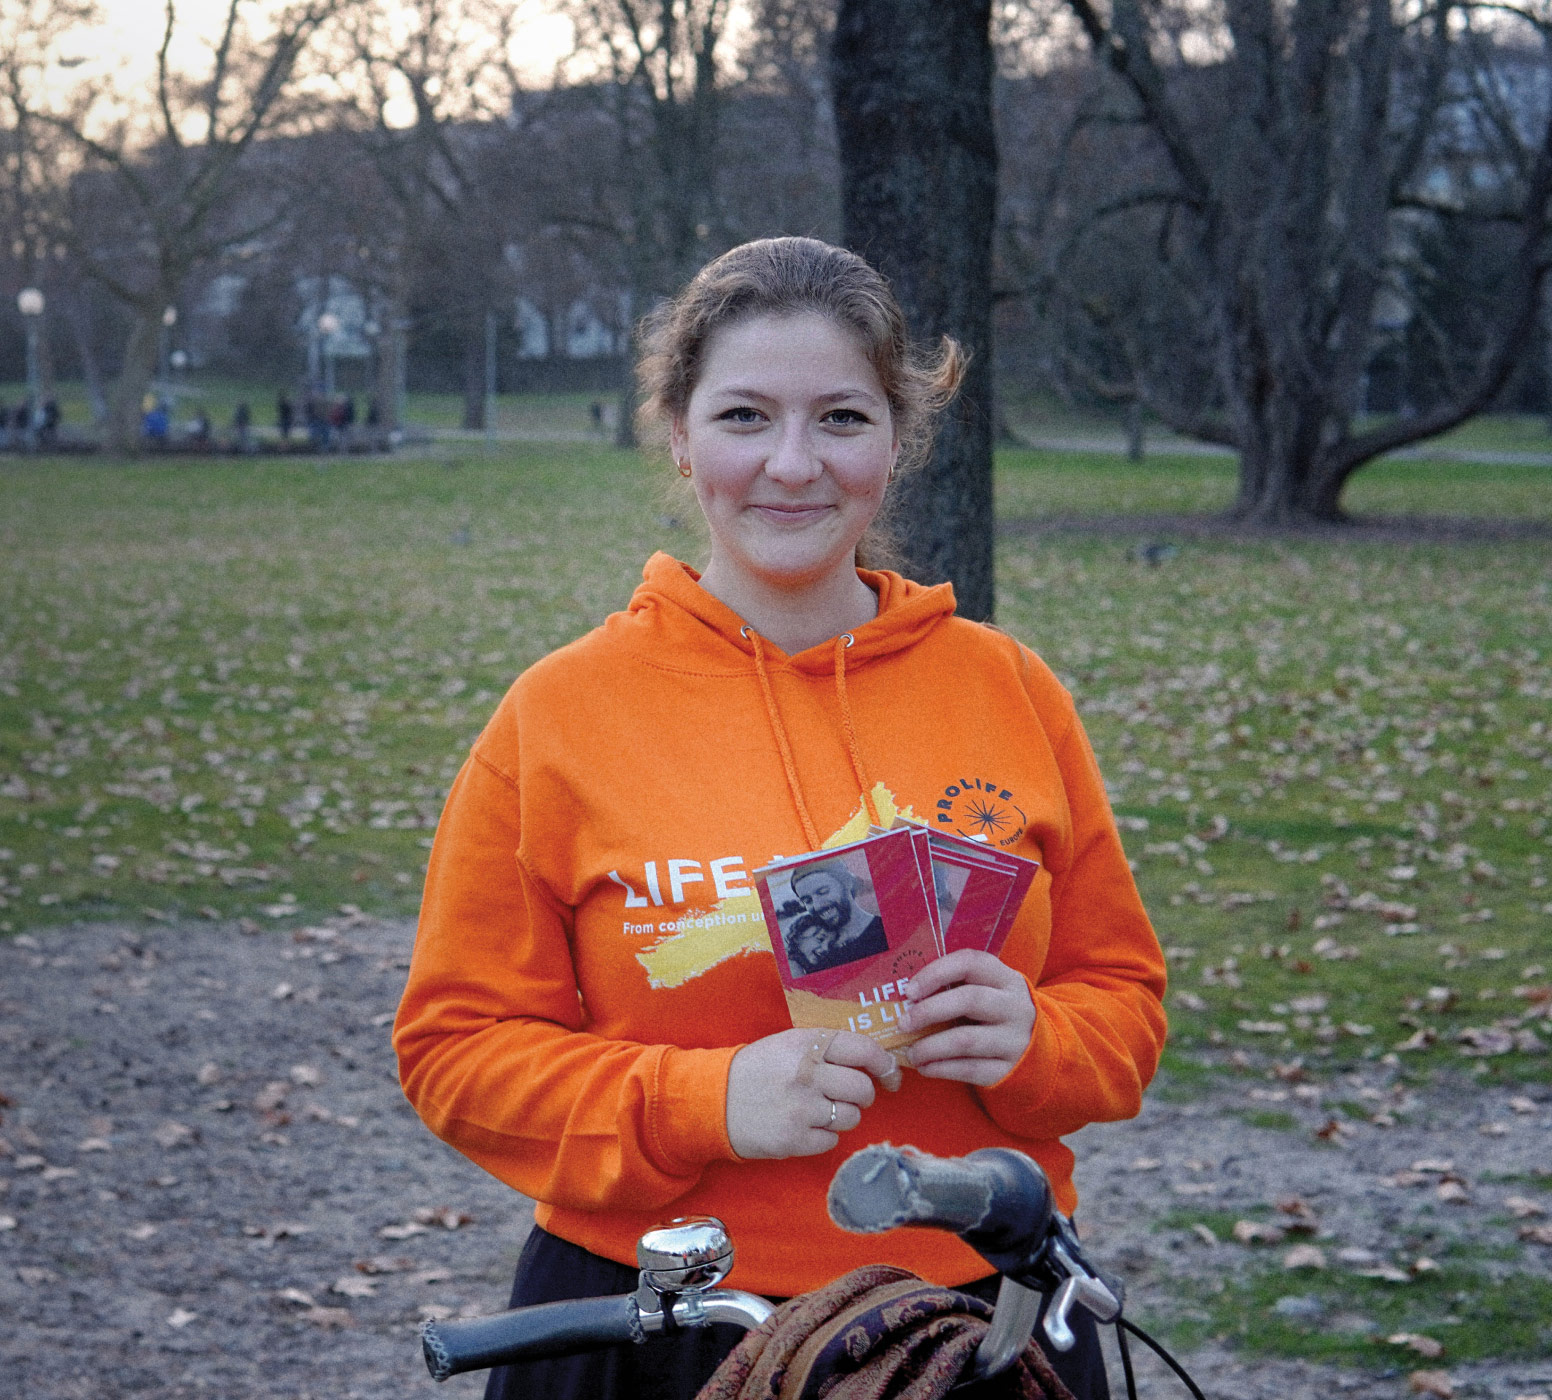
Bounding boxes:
677 459 692 478
887 464 896 483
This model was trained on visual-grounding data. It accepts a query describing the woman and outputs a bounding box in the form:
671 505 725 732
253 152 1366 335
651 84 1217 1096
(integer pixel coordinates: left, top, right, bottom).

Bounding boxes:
394 237 1167 1400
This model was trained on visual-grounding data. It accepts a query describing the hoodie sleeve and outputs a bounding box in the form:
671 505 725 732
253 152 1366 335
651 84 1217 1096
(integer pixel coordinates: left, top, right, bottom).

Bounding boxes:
393 741 740 1214
975 665 1168 1141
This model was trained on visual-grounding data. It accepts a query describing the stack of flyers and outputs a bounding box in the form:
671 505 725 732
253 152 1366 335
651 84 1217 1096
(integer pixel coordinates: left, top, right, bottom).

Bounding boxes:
752 823 1039 1054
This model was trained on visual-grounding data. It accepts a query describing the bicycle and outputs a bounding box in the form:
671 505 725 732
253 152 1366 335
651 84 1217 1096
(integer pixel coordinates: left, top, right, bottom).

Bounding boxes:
419 1142 1206 1400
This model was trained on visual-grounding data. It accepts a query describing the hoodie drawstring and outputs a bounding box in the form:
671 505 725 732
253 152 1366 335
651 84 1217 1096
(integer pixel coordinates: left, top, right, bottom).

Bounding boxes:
834 633 882 829
745 629 822 850
743 626 880 848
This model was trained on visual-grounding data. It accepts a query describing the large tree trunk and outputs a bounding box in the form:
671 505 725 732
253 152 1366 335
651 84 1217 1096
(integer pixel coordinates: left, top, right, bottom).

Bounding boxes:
107 311 160 454
831 0 998 620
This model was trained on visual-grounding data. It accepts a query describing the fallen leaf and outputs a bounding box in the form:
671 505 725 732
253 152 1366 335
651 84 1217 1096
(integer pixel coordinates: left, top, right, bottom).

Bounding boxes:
1191 1223 1217 1245
1129 1157 1162 1172
1355 1264 1412 1283
413 1206 474 1230
1409 1370 1454 1398
1411 1158 1454 1173
196 1062 222 1086
271 982 294 1001
40 1165 77 1182
1233 1220 1285 1245
153 1122 196 1150
1478 1122 1509 1137
353 1255 414 1275
1504 1196 1546 1218
1389 1334 1445 1359
1282 1244 1326 1270
1436 1181 1470 1204
167 1308 197 1329
127 1223 157 1240
330 1276 376 1298
76 1137 111 1152
417 1303 457 1322
1508 1096 1539 1114
1519 1224 1552 1245
0 1216 18 1232
253 1081 289 1112
377 1221 429 1240
289 1064 323 1087
302 1306 353 1328
276 1287 316 1307
1410 1257 1440 1275
16 1266 55 1286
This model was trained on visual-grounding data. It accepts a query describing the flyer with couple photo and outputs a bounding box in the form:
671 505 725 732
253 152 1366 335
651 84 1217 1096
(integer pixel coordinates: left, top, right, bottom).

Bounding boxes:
752 823 1038 1053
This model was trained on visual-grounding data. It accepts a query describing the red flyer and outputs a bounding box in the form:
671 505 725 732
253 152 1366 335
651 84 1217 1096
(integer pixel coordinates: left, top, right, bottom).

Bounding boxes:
754 827 940 1053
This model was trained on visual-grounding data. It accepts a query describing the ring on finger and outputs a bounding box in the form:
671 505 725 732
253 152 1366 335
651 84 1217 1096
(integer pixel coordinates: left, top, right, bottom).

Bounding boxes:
826 1099 838 1129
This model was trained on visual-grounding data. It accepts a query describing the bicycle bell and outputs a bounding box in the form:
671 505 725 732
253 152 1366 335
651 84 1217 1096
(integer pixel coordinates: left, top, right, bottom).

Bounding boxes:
637 1216 734 1293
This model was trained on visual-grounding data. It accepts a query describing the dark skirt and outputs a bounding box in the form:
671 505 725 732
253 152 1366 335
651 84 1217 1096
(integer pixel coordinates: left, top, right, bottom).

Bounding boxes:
482 1225 1112 1400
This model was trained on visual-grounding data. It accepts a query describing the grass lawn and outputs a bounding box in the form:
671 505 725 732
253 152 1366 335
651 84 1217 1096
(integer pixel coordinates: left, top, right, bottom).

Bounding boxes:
2 443 1548 1094
3 440 1549 1366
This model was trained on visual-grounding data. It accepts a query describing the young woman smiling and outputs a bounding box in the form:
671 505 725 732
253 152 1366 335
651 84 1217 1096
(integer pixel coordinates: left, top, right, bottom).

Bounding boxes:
394 238 1167 1400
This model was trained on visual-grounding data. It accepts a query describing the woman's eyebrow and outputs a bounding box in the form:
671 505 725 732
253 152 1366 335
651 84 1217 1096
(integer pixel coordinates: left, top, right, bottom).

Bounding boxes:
708 385 883 403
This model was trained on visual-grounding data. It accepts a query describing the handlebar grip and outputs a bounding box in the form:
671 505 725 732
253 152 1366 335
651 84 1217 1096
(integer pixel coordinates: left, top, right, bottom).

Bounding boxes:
421 1293 643 1381
827 1144 1055 1281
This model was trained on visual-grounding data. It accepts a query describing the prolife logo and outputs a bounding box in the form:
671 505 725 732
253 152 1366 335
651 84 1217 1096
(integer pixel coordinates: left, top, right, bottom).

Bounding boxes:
934 777 1027 849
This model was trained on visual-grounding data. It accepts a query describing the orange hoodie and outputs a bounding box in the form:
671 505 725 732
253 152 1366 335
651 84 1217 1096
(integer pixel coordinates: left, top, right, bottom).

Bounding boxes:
395 553 1166 1297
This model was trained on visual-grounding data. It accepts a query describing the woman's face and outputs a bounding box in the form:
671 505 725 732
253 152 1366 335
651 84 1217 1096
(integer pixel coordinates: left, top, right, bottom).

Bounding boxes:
671 311 898 597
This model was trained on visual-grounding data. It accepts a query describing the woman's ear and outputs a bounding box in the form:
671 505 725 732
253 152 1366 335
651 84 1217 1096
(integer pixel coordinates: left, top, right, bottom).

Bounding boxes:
669 418 688 466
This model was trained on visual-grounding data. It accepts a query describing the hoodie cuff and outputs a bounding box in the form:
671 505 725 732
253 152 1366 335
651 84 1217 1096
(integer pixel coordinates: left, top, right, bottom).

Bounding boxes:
650 1044 740 1172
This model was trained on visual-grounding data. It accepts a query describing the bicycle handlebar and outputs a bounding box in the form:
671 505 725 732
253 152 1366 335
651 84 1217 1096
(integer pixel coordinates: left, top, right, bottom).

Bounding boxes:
827 1143 1056 1282
422 1294 644 1380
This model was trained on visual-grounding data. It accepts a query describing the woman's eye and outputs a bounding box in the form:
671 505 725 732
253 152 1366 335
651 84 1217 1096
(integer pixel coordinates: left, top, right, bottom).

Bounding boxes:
824 409 868 426
717 406 764 424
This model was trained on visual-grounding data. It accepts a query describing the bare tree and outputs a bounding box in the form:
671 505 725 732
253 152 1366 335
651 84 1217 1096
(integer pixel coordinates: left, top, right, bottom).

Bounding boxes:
831 0 999 620
336 0 527 430
15 0 343 450
558 0 735 445
1040 0 1552 523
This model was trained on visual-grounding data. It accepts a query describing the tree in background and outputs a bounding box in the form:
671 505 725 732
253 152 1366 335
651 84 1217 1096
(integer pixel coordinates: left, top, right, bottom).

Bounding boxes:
19 0 343 451
1039 0 1552 523
831 0 999 620
338 0 526 430
561 0 751 444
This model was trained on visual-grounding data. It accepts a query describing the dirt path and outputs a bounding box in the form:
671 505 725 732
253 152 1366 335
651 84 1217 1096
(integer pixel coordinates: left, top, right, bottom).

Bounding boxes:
2 918 1548 1400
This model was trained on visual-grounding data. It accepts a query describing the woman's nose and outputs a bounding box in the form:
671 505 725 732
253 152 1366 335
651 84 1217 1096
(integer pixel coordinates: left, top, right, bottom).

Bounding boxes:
763 425 823 484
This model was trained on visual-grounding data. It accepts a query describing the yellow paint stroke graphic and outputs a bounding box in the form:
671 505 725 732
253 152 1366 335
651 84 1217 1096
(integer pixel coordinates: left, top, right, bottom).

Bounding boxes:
637 784 914 989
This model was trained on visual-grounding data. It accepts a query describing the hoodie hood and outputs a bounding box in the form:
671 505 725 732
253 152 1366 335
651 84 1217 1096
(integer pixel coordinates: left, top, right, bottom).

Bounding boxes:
614 552 958 675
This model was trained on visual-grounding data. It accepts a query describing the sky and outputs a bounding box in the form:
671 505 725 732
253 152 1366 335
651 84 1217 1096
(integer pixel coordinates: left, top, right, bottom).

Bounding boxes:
46 0 577 111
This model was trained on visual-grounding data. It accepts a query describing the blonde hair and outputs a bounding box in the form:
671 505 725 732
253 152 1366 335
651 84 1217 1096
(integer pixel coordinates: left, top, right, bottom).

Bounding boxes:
636 237 965 569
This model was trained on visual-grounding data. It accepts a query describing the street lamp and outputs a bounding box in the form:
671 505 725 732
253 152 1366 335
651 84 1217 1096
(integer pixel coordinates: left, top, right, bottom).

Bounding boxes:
17 287 44 448
317 311 341 397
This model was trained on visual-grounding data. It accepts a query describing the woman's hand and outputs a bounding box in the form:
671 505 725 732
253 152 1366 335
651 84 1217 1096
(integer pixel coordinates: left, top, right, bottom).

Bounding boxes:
900 950 1036 1086
726 1028 902 1160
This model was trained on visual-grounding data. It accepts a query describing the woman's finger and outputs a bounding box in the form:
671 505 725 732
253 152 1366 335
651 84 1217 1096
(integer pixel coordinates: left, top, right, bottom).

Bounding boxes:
901 982 1008 1032
911 1057 1011 1086
907 1021 1019 1067
822 1030 904 1082
904 949 1018 1001
815 1062 878 1110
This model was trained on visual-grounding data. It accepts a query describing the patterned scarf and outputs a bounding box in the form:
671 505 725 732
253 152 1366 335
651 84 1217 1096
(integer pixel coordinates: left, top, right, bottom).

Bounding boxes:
697 1265 1076 1400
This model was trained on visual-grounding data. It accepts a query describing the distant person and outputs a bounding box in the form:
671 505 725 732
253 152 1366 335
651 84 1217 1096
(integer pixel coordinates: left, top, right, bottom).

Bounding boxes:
40 398 60 446
233 401 252 453
589 399 604 433
191 410 213 447
277 393 294 442
366 395 381 428
0 399 10 448
340 394 356 447
305 395 327 451
142 400 170 444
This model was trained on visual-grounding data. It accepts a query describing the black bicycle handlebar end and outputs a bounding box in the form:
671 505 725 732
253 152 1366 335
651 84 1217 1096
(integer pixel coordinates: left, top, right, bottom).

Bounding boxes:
422 1319 455 1383
420 1293 645 1379
828 1143 1056 1282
